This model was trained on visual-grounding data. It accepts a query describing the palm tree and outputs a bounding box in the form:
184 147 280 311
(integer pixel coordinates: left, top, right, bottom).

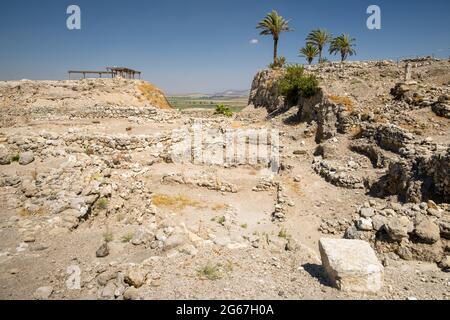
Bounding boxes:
257 10 293 63
329 34 357 62
306 29 332 63
299 44 319 65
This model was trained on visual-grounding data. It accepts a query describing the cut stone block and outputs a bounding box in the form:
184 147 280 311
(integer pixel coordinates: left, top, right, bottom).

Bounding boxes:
319 238 384 293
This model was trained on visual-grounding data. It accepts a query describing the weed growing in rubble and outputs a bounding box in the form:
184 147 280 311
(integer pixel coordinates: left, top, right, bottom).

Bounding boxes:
103 230 114 243
197 263 223 280
215 104 233 117
97 197 109 210
121 233 133 243
278 229 291 239
10 154 20 162
216 216 226 226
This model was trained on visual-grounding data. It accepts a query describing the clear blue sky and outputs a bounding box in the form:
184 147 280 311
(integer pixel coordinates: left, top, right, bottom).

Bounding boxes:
1 0 449 94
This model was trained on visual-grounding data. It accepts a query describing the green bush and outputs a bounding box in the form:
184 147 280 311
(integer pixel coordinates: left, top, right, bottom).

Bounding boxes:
269 56 286 69
279 64 320 106
10 154 20 162
215 104 233 117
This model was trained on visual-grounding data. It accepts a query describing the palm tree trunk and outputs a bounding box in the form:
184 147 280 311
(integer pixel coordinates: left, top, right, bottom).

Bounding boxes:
318 47 322 63
273 37 278 63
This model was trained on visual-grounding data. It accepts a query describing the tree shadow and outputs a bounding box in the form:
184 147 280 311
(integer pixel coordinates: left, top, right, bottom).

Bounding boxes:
302 263 333 287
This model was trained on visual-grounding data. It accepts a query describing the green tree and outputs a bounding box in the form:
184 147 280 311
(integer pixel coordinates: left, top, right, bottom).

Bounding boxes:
306 29 332 63
329 34 357 62
257 10 293 63
299 44 319 65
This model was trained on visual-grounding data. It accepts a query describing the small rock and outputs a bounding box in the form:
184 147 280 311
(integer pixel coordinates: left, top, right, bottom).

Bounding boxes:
123 287 141 300
96 243 109 258
9 268 20 275
360 207 376 218
124 267 148 288
34 286 53 300
439 256 450 271
23 235 35 243
356 218 373 231
427 200 438 210
101 281 117 299
19 152 35 165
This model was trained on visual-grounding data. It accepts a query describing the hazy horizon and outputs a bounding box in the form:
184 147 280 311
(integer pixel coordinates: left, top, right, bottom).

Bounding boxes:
1 0 449 94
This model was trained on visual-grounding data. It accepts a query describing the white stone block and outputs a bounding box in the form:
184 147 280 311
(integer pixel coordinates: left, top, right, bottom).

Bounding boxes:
319 238 384 293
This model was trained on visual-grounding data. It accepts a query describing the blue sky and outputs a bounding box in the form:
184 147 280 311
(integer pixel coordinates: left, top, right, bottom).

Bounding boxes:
0 0 449 94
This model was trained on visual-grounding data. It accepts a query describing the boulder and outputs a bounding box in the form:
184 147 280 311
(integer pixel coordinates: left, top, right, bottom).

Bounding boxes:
371 214 388 231
383 216 412 241
0 146 11 165
439 220 450 240
163 234 187 251
19 152 35 165
319 238 384 293
414 219 440 244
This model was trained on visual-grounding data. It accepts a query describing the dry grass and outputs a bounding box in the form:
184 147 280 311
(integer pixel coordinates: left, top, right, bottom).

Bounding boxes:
212 203 227 211
18 206 46 217
197 263 223 280
328 95 355 112
152 193 205 210
137 82 172 109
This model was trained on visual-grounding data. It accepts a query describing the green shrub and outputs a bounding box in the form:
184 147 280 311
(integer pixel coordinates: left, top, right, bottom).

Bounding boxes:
10 154 20 162
279 64 320 106
97 197 109 210
215 104 233 117
269 56 286 69
197 263 222 280
121 233 134 243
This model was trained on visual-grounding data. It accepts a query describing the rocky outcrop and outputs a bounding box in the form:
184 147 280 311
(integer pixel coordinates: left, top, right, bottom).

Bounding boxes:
297 88 353 143
248 69 285 113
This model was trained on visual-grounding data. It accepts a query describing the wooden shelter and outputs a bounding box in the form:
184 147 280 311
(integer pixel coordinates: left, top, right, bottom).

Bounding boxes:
68 67 141 80
107 67 141 79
